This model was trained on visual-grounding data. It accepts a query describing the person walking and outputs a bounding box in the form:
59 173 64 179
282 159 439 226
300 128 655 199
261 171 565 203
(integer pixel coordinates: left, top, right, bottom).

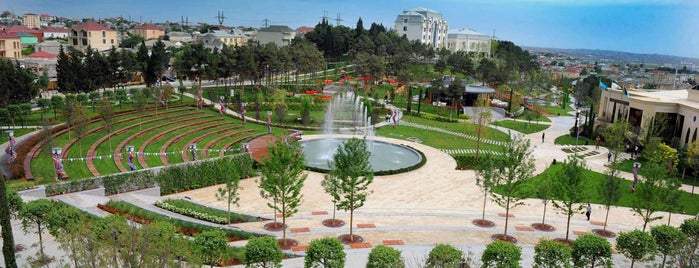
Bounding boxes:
595 136 601 150
586 203 592 221
607 152 612 162
542 132 545 143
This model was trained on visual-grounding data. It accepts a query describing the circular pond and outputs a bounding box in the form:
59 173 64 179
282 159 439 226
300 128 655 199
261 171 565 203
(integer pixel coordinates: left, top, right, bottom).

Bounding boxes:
300 138 424 173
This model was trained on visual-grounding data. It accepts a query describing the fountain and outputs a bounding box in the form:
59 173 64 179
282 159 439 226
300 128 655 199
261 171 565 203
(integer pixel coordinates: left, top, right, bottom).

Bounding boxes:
300 86 423 173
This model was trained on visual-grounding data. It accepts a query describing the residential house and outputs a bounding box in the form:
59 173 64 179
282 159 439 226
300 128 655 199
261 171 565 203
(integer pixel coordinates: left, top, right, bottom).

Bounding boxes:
6 25 42 41
39 14 55 27
70 21 118 52
36 40 62 54
131 23 165 40
15 31 39 46
42 26 69 39
394 7 448 48
295 26 313 37
22 13 40 29
446 28 491 57
200 30 248 50
19 51 59 89
0 33 22 59
167 31 193 42
256 25 295 46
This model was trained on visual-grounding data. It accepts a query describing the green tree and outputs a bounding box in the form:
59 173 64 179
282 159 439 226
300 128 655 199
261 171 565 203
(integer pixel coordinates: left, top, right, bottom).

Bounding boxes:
50 95 64 121
475 154 497 225
321 173 342 226
598 121 627 232
98 98 115 151
132 89 147 130
258 136 307 245
473 93 492 161
679 219 699 267
481 240 522 268
651 224 687 268
616 230 656 268
18 199 55 261
19 103 31 128
304 237 346 268
425 244 462 268
631 160 681 231
115 88 127 109
551 155 590 241
0 177 18 268
328 137 374 243
245 236 283 268
194 229 228 268
45 202 88 268
6 104 19 128
72 103 90 157
571 234 612 268
488 134 535 239
37 98 51 120
300 96 312 126
88 91 100 111
215 173 241 225
533 239 572 268
366 245 404 268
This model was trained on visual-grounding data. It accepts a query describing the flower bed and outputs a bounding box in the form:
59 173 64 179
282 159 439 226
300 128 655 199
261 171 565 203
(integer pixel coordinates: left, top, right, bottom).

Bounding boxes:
155 199 264 224
99 200 265 241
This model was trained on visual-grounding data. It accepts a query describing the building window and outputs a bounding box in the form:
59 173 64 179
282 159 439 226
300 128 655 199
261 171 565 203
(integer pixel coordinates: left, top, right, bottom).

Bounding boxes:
403 18 408 23
403 26 407 31
103 39 106 44
111 39 114 44
102 31 106 37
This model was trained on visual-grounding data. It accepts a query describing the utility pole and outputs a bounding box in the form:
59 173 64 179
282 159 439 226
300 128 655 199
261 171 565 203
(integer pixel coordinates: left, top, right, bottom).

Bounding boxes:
335 12 343 26
262 18 270 28
216 11 226 26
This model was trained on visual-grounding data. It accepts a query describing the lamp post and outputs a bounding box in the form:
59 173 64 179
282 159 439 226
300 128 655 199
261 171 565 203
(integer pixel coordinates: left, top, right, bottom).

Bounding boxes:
51 147 66 183
266 111 273 134
190 143 198 161
575 109 581 149
6 130 16 165
125 145 136 171
241 102 247 124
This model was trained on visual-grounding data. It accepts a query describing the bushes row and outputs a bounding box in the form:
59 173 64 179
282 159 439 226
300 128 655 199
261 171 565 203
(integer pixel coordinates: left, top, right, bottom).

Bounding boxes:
453 155 507 170
101 200 264 241
155 154 254 195
155 198 263 224
45 169 157 196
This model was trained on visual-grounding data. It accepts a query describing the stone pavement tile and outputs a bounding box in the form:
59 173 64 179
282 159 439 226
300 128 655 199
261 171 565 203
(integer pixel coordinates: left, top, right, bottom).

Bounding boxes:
383 240 404 245
573 230 590 235
590 221 606 226
290 227 310 233
515 225 534 231
277 213 293 217
498 213 515 218
291 245 308 252
312 210 328 215
349 243 372 249
357 223 376 228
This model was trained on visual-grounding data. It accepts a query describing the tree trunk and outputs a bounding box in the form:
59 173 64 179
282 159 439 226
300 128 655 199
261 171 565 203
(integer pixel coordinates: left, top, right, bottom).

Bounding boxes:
631 258 636 268
482 191 487 220
37 224 45 260
603 205 611 231
504 198 510 236
565 211 572 240
542 201 547 224
227 197 231 225
349 208 354 242
282 202 287 244
332 203 337 221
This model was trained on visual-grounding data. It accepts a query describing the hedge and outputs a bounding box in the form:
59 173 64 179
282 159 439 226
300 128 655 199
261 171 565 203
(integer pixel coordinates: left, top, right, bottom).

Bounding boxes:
155 198 264 224
46 169 157 196
155 154 255 195
452 155 507 170
305 145 426 176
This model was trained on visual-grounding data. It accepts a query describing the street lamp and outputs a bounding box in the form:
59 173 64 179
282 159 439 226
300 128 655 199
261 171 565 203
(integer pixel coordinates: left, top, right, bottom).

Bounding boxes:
5 129 14 138
266 111 273 134
575 109 581 149
52 147 62 156
190 143 198 161
125 145 136 171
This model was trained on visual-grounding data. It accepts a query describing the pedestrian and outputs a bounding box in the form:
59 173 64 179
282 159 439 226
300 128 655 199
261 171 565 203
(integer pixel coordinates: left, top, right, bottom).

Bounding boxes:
634 145 639 157
586 203 592 221
595 136 601 150
542 132 545 143
630 183 636 193
607 152 612 162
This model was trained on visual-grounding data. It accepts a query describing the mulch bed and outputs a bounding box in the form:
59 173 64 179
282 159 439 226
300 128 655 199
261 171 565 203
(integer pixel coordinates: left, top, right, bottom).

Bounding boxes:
531 223 556 232
277 239 299 250
592 229 617 238
338 234 364 245
491 234 517 244
264 222 286 231
322 218 345 228
472 219 495 228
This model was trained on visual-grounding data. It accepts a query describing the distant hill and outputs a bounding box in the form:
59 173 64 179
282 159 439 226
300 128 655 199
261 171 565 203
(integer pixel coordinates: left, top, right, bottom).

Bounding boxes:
523 46 699 67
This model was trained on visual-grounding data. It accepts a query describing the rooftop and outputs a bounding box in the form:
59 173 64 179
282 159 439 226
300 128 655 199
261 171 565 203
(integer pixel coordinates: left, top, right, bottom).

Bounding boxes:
134 23 163 31
72 21 114 32
42 26 69 33
449 28 488 36
27 50 58 58
258 25 293 33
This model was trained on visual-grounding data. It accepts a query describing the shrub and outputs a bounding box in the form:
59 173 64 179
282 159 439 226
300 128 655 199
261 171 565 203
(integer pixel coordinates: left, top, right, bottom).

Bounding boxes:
245 236 283 268
481 240 521 268
425 244 462 268
304 237 346 268
45 169 157 196
366 245 404 268
533 239 572 268
572 234 612 268
616 230 656 267
155 154 254 195
650 225 686 267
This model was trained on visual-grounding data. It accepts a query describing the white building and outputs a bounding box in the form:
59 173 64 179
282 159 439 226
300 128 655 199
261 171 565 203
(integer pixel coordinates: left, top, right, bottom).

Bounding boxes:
394 7 448 48
447 28 491 57
256 25 295 47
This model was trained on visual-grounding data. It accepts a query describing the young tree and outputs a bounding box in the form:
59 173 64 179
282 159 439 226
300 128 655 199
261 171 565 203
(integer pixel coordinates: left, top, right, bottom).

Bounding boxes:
97 98 115 151
474 154 497 227
328 137 374 243
533 239 572 268
45 202 88 268
616 230 657 268
488 134 535 240
19 103 31 128
595 121 627 236
215 174 241 225
571 234 613 268
88 91 100 111
551 155 590 241
473 93 492 161
321 173 343 226
365 245 404 268
258 136 307 246
632 157 681 231
651 224 687 268
303 237 346 268
37 98 51 120
194 229 228 268
533 171 555 231
18 199 54 261
132 90 147 130
115 88 127 109
425 244 462 268
679 219 699 267
72 103 90 157
245 236 283 268
481 240 522 268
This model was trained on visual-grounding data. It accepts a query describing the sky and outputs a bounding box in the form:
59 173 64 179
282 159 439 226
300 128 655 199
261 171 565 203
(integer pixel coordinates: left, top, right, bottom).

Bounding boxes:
4 0 699 58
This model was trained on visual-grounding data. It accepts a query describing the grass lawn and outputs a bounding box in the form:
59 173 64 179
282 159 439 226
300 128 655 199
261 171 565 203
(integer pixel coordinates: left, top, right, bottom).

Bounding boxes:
400 115 511 142
375 124 504 151
539 105 574 116
615 159 699 187
554 134 596 146
514 114 551 123
491 120 550 134
492 164 699 215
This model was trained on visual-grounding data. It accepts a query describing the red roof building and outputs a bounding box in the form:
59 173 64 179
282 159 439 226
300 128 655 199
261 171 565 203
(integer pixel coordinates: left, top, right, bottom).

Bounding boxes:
6 25 42 41
295 26 314 36
70 22 117 52
27 51 58 58
72 21 115 32
131 23 165 40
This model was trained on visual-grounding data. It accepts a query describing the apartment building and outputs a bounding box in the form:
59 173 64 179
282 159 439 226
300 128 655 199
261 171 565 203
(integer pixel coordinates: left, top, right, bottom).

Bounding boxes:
394 7 448 48
69 21 117 52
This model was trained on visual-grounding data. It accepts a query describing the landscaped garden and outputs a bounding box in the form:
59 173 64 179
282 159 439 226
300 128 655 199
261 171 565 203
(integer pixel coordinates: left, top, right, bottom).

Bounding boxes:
491 119 550 134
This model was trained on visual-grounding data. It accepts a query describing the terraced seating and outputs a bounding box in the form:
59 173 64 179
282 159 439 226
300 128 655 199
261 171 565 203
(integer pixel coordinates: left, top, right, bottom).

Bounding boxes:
218 134 256 157
113 115 213 172
159 122 231 165
180 126 244 162
137 118 221 168
200 129 254 159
